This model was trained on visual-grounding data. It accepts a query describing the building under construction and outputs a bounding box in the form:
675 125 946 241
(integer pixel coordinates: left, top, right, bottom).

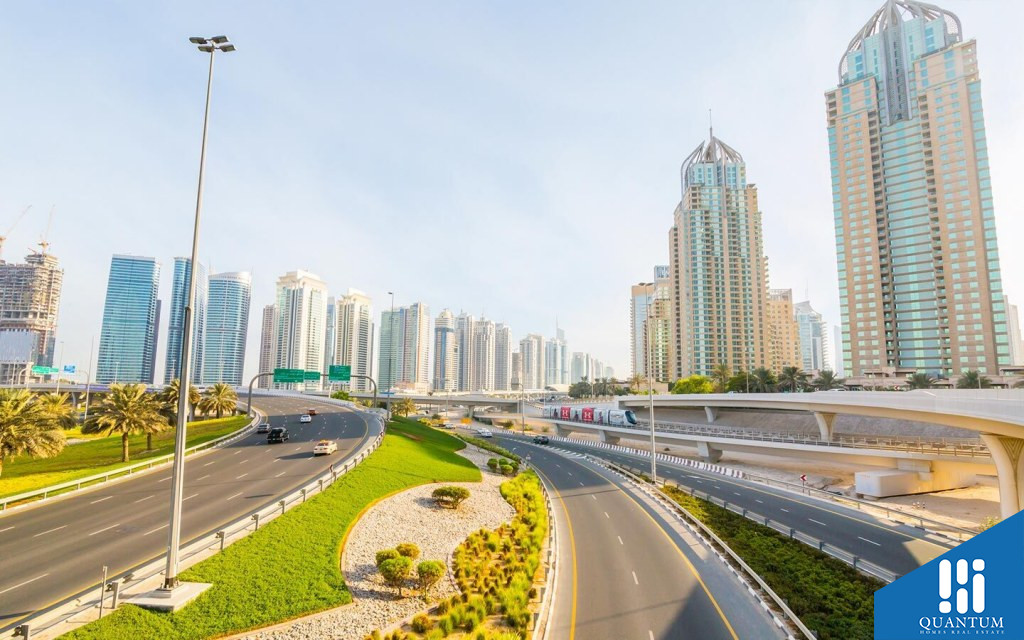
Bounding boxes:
0 250 63 384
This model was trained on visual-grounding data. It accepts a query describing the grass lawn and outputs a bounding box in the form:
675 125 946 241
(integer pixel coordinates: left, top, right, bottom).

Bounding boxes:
0 415 251 499
62 417 481 640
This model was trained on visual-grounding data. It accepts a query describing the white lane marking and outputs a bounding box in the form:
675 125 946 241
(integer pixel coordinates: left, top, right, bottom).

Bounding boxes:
275 471 286 478
226 492 243 500
234 451 242 455
144 523 169 536
197 474 210 481
617 535 623 545
780 508 790 513
183 493 199 502
0 526 14 533
580 482 585 487
0 573 50 595
632 570 639 585
90 496 113 504
239 459 249 465
604 512 610 519
159 476 171 482
649 631 655 640
203 461 217 467
133 494 155 504
236 473 248 480
809 518 827 526
33 525 66 538
270 457 279 463
858 536 881 546
694 479 703 483
733 492 741 496
294 446 301 451
591 495 597 500
755 499 764 504
88 523 120 536
713 485 721 490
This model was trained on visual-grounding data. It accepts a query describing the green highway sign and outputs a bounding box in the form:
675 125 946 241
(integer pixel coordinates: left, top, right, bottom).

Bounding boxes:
273 368 305 383
304 370 322 381
31 366 60 375
328 365 351 382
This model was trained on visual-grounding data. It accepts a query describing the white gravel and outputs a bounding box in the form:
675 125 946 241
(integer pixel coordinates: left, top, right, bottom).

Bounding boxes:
239 444 515 640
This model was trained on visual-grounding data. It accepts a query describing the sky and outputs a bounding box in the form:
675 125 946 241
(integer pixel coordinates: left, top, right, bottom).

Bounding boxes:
1 0 1022 383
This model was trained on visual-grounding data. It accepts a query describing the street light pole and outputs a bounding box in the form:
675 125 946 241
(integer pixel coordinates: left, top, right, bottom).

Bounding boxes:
54 341 65 394
386 291 395 420
163 35 235 593
640 282 657 483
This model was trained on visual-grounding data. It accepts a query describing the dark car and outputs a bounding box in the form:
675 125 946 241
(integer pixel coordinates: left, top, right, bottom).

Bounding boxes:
267 427 289 444
256 422 271 434
533 435 550 445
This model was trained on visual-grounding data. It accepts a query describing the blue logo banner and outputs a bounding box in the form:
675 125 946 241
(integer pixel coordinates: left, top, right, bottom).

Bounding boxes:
875 510 1024 638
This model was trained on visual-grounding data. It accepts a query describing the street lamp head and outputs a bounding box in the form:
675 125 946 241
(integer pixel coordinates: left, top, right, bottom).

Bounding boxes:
218 44 237 52
189 36 207 44
210 35 229 44
197 45 214 52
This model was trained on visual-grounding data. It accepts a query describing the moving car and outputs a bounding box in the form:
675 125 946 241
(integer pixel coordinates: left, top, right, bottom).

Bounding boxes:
300 414 312 423
313 440 337 456
267 427 289 443
533 435 550 445
256 422 271 434
476 428 493 438
307 408 317 415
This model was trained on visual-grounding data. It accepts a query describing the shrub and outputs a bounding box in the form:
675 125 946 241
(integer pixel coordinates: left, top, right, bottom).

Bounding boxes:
376 548 401 567
411 613 433 633
379 556 413 596
418 560 446 600
396 542 421 560
438 616 454 635
433 485 471 509
487 458 499 471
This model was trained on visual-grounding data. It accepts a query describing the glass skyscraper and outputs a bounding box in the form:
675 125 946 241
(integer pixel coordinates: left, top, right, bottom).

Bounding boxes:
164 257 208 384
201 271 251 385
827 0 1008 376
97 255 161 383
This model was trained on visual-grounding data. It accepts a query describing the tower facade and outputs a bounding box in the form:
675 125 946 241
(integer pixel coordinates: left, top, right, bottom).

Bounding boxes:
334 289 375 392
274 270 328 390
164 257 208 384
202 271 251 385
97 255 161 383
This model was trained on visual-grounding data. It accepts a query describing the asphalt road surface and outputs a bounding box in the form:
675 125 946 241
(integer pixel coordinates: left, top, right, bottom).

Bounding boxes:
491 432 785 640
0 396 378 632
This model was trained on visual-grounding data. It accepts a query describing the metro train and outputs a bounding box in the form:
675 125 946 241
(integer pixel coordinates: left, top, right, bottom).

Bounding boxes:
542 405 638 426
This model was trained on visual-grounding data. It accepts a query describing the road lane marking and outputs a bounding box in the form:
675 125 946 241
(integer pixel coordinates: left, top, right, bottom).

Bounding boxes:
239 459 249 465
236 473 248 479
90 496 113 504
604 511 610 518
733 492 741 496
0 526 14 533
144 523 168 536
183 493 199 502
580 482 585 487
755 499 763 504
88 523 120 536
858 536 881 546
617 535 623 545
809 518 827 526
780 508 790 513
529 465 576 640
649 632 655 640
632 570 639 585
234 451 242 455
0 573 50 595
133 495 155 504
33 525 66 538
159 476 171 482
226 492 243 500
275 471 286 478
203 461 217 467
591 495 597 500
197 475 210 481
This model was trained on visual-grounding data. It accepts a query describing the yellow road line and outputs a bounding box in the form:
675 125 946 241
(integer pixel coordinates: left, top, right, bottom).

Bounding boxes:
532 464 578 640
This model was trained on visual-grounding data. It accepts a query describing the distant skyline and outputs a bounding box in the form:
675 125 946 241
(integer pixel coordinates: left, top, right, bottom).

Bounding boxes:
1 1 1021 382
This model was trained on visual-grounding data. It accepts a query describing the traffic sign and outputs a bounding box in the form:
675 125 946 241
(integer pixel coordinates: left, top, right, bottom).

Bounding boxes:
304 370 321 381
31 366 59 375
273 368 305 383
63 364 76 374
328 365 351 382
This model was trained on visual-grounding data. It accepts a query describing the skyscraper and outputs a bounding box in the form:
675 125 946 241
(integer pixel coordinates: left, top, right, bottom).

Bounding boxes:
433 309 457 391
202 271 251 385
544 329 568 386
494 323 512 391
324 296 336 375
520 334 544 390
765 289 802 374
1006 297 1023 366
827 0 1008 376
164 258 208 384
274 270 328 391
668 131 770 378
0 249 63 384
570 352 590 384
630 266 672 384
334 289 375 392
379 302 431 392
455 313 475 391
97 255 161 384
795 300 831 373
258 304 276 389
473 318 496 391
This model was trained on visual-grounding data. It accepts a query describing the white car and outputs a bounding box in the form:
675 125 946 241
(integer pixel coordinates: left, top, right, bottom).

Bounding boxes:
300 414 312 423
313 440 337 456
476 428 493 438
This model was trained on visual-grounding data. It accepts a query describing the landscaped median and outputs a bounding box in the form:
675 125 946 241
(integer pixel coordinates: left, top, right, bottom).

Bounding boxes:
61 417 480 640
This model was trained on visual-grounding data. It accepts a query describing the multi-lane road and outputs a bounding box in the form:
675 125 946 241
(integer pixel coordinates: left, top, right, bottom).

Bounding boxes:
0 397 378 632
488 431 785 639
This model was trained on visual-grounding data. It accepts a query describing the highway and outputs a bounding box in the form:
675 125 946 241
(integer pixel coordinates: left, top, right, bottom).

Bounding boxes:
0 396 378 632
489 432 785 639
507 433 951 577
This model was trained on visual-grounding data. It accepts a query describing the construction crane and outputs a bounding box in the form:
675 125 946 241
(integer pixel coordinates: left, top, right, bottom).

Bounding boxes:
0 205 32 261
37 205 55 254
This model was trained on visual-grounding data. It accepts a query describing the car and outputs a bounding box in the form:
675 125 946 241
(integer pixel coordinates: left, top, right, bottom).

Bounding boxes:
313 440 337 456
533 435 550 445
476 428 493 438
307 408 318 415
267 427 289 443
256 422 271 434
300 414 312 423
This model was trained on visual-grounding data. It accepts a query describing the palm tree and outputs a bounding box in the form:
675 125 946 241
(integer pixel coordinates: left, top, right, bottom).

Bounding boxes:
37 392 78 430
751 367 778 393
159 379 200 422
0 389 66 478
956 370 992 389
199 383 238 419
907 372 935 389
84 383 165 463
812 370 845 391
393 398 416 417
627 373 646 394
710 364 731 393
777 366 809 393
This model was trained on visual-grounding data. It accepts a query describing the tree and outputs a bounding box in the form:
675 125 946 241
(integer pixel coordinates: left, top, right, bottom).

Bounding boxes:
956 370 992 389
159 379 201 422
84 383 165 462
751 368 778 393
396 542 420 560
199 382 238 419
37 392 77 430
710 364 731 393
627 373 646 394
330 390 352 401
777 367 810 393
725 370 754 393
907 373 935 389
0 389 65 478
432 486 470 509
417 560 445 600
379 556 413 596
812 370 845 391
671 375 713 394
393 398 416 417
568 378 592 399
376 549 401 567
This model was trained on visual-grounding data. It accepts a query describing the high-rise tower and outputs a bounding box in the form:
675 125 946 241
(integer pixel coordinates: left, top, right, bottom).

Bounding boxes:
433 309 457 391
334 289 375 392
0 249 63 384
97 255 161 383
164 257 208 384
827 0 1008 376
202 271 251 385
274 270 328 390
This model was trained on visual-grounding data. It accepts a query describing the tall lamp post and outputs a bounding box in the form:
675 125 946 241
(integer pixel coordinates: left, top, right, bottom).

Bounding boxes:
386 291 395 419
640 282 657 483
163 34 235 593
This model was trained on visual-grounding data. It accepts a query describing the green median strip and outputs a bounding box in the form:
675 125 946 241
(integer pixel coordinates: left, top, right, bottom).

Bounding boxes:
61 417 481 640
0 415 251 500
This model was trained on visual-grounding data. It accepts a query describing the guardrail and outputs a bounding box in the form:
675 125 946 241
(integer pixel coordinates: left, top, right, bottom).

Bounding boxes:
13 417 385 639
0 412 261 513
528 462 559 640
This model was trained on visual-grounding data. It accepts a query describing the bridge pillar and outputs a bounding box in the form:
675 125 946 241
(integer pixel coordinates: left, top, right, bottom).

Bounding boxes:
704 407 718 423
697 441 722 463
554 423 568 438
814 412 836 442
980 434 1024 519
599 430 620 445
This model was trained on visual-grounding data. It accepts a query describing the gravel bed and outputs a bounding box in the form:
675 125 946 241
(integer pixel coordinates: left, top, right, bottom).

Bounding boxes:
239 445 514 640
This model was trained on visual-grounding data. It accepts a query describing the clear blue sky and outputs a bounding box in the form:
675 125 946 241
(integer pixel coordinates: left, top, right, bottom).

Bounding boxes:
1 1 1021 381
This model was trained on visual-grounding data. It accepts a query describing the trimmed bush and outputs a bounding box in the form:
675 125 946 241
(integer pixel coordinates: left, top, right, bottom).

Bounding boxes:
487 458 499 471
418 560 446 600
396 542 421 560
411 613 433 633
379 556 413 596
433 485 471 509
376 548 401 568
